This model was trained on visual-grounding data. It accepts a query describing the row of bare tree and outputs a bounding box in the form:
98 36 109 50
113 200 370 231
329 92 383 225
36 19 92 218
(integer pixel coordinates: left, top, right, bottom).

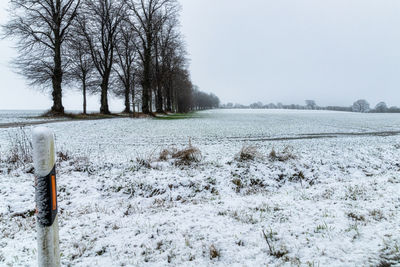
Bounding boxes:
3 0 219 115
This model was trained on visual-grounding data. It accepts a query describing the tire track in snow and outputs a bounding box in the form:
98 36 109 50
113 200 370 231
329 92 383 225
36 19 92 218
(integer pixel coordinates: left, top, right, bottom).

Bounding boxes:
222 130 400 142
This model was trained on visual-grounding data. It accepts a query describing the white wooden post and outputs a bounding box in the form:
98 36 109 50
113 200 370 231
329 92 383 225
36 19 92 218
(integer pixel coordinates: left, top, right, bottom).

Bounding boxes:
32 127 60 267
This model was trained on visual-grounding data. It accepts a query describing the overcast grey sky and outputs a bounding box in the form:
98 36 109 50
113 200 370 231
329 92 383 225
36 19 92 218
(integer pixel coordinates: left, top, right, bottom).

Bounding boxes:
1 0 400 110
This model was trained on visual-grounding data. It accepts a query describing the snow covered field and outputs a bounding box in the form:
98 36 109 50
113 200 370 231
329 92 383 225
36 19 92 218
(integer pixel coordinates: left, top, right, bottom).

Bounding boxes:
0 110 46 124
0 109 400 266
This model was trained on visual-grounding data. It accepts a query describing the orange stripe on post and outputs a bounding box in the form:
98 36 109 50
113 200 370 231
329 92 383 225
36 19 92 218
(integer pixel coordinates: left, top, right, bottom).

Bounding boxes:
51 175 57 210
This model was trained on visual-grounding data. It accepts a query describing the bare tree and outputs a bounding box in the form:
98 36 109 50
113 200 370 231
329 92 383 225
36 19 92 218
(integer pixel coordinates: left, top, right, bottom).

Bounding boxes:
114 20 138 114
163 36 187 112
193 87 220 110
79 0 125 114
127 0 178 114
174 68 193 113
153 13 180 113
66 29 95 114
3 0 81 114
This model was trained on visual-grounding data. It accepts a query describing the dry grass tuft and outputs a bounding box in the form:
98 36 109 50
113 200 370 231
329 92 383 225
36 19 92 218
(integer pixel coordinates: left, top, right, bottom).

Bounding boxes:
159 139 202 165
238 145 262 161
159 149 173 161
69 156 93 173
172 147 201 164
136 157 152 169
269 146 296 162
10 209 36 219
57 151 71 162
209 244 220 259
377 239 400 266
347 212 366 222
262 229 289 259
5 128 32 167
134 148 159 169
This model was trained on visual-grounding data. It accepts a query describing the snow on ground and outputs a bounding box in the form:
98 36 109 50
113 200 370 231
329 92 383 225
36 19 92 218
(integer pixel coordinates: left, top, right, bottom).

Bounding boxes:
0 109 400 266
0 110 47 124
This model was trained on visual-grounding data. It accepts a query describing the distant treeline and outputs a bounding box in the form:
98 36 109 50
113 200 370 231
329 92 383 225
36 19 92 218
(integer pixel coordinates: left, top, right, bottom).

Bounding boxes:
3 0 219 115
193 89 220 110
221 100 400 113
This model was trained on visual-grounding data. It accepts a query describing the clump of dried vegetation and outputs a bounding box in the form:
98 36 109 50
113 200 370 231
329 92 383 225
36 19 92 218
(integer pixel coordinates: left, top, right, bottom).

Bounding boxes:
237 145 263 161
347 211 366 222
57 151 71 162
376 238 400 267
159 139 202 165
0 128 93 174
172 146 202 164
135 155 153 169
209 244 220 260
236 145 297 162
262 229 289 259
269 146 296 162
6 128 32 167
0 128 33 172
68 155 93 173
55 148 94 174
56 151 96 178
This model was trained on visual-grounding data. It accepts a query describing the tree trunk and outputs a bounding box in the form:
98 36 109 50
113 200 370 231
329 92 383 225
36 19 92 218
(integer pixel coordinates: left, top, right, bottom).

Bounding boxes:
142 48 151 114
174 86 178 113
153 88 158 112
131 87 135 117
149 89 153 113
82 79 87 115
156 84 163 113
154 43 163 113
166 84 172 112
51 38 64 115
100 72 110 114
124 82 131 114
163 92 167 111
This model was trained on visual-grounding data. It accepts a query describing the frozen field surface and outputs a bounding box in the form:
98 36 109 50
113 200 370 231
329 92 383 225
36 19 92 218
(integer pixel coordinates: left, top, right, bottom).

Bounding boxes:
0 110 46 124
0 109 400 266
0 110 73 127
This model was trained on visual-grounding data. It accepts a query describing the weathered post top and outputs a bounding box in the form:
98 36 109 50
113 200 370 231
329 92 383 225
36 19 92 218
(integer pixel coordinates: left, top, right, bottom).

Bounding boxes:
32 127 55 177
